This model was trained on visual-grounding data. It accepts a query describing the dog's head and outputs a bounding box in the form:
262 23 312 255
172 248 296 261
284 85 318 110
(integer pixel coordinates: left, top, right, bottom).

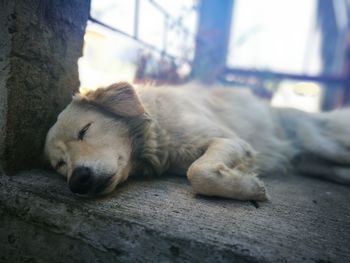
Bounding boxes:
45 82 147 196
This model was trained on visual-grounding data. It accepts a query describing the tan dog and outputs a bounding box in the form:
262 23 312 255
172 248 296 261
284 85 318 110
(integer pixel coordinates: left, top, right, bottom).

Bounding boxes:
45 82 350 201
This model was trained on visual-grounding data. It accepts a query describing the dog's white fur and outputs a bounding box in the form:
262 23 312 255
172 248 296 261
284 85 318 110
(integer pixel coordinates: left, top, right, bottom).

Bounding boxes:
45 82 350 201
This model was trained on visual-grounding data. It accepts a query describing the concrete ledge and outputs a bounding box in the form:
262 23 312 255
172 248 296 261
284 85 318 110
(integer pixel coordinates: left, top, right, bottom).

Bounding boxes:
1 171 350 262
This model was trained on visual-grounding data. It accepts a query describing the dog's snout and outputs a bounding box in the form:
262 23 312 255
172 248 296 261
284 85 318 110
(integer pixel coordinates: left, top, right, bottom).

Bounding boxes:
69 167 93 194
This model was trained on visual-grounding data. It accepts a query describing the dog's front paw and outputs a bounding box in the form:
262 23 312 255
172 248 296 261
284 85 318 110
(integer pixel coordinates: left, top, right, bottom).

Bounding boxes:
217 164 269 201
250 176 269 201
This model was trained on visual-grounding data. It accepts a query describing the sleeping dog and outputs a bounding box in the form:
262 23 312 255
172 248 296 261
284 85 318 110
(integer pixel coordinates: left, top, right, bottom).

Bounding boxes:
45 82 350 201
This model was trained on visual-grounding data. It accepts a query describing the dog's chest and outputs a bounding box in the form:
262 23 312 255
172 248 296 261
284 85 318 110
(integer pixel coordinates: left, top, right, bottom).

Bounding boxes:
159 135 206 175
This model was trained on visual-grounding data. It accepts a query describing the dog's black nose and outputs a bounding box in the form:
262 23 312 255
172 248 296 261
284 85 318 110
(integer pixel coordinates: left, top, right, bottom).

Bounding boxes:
69 167 93 194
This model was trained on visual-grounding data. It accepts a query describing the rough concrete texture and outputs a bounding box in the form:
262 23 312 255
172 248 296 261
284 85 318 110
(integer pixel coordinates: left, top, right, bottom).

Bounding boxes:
1 171 349 263
0 1 14 167
0 0 90 172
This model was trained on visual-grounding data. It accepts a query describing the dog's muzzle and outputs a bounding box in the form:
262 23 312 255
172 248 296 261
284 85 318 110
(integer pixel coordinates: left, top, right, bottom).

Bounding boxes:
69 167 94 194
69 166 113 195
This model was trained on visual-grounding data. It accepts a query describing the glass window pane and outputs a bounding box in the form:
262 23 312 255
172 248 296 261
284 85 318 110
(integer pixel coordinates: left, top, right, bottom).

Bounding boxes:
227 0 321 75
139 0 165 50
90 0 135 35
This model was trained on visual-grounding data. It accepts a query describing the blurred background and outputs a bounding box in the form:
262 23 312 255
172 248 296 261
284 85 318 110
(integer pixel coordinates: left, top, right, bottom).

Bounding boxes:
79 0 350 112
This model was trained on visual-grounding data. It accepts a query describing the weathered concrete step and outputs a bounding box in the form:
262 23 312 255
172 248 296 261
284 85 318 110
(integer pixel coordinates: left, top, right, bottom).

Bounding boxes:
1 170 350 263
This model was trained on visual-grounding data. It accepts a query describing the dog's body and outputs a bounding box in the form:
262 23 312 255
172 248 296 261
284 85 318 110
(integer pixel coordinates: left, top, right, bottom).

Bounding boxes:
45 82 350 201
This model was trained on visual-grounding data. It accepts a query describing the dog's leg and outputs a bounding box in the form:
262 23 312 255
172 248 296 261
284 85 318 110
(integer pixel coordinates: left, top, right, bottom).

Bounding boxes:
275 108 350 184
302 165 350 185
187 138 269 201
294 153 350 184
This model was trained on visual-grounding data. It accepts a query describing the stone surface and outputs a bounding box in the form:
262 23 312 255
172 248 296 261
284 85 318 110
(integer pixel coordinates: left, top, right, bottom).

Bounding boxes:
0 0 14 168
1 171 350 262
0 0 90 172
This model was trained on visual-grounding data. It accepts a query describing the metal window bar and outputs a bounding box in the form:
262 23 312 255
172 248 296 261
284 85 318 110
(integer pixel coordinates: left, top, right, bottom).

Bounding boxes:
222 67 349 85
221 67 350 106
88 0 194 63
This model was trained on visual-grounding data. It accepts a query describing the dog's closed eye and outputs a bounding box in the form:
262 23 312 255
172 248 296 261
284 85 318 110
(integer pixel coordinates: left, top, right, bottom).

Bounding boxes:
78 123 92 140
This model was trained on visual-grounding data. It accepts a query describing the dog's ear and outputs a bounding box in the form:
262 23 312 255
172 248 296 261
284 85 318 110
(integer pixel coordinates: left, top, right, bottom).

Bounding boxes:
82 82 145 117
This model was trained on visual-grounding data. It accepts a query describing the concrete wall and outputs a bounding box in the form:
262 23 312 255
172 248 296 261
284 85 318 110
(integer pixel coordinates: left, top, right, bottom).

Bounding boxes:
0 0 90 173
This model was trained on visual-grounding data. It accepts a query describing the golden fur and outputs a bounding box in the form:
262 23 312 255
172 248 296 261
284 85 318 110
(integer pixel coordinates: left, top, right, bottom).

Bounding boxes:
45 82 350 201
